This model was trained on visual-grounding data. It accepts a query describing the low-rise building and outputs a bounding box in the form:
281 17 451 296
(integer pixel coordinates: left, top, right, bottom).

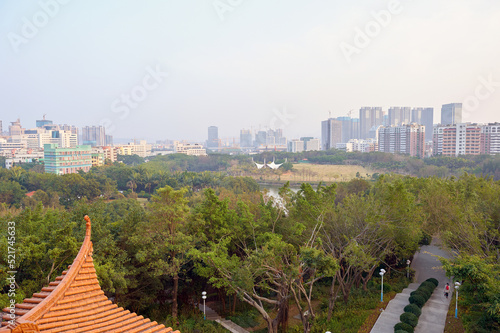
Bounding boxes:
91 147 105 167
5 148 44 169
337 139 377 153
115 140 152 157
102 146 118 163
174 142 207 156
44 144 92 175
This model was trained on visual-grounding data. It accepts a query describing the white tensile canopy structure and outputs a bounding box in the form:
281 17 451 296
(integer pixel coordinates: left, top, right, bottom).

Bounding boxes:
253 157 286 169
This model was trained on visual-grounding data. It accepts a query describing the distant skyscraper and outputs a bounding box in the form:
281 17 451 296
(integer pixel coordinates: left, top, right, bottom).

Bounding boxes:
36 115 53 128
388 107 411 126
254 130 267 147
240 129 253 148
321 118 342 150
0 120 2 134
336 117 358 143
207 126 219 148
81 126 106 147
105 135 113 146
441 103 462 125
411 107 434 141
9 119 23 136
359 107 384 139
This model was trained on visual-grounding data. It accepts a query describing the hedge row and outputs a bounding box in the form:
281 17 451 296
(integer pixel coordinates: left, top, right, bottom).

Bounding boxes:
393 278 438 333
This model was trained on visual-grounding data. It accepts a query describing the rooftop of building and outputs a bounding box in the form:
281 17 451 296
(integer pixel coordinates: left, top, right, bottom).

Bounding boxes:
1 216 179 333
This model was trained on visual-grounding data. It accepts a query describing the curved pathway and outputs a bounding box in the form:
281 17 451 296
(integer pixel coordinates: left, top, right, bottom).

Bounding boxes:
371 238 453 333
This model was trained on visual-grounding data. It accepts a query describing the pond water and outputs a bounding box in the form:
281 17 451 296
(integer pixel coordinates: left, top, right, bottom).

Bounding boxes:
259 183 299 199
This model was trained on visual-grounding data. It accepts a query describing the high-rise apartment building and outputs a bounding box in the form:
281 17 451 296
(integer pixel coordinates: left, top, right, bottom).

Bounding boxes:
388 107 412 126
265 129 286 146
433 123 481 156
335 117 360 142
105 135 113 146
411 107 434 141
81 126 106 147
481 123 500 155
254 130 267 147
207 126 219 148
240 129 253 148
378 123 425 157
321 118 342 150
359 107 384 139
441 103 462 125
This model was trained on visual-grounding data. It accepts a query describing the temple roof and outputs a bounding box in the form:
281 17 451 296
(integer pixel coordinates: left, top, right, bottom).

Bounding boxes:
1 216 179 333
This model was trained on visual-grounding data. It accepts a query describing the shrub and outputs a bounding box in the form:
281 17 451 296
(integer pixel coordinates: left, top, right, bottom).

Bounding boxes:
400 312 419 328
404 303 421 317
420 281 436 291
409 294 426 308
425 278 439 287
394 322 414 333
395 331 409 333
413 289 430 301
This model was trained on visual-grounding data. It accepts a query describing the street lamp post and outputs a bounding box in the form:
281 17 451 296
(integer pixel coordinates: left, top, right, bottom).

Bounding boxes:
379 269 386 302
406 260 411 279
454 282 461 318
202 291 207 320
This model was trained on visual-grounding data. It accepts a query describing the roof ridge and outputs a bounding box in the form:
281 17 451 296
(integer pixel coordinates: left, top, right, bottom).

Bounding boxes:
1 215 180 333
18 215 93 323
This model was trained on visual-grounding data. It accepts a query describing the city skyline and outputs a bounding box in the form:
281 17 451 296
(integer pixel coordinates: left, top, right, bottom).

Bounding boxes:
1 101 498 145
1 1 500 141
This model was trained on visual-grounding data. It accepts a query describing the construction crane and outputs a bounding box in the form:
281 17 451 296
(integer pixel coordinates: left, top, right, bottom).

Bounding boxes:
347 109 354 118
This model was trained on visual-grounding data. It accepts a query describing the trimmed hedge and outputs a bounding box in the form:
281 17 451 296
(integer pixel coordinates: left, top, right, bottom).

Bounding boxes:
394 322 414 333
425 278 439 287
404 303 421 317
395 280 439 332
401 312 419 328
409 294 426 308
420 281 436 290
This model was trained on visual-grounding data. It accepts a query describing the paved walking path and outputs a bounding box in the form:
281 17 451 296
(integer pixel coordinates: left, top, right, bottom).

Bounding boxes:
198 303 250 333
371 238 453 333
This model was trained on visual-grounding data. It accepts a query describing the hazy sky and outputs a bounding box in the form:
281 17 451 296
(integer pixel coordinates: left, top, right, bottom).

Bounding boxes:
1 0 500 142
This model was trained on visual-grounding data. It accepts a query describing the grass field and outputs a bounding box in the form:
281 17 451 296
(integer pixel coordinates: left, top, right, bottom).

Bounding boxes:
280 164 376 183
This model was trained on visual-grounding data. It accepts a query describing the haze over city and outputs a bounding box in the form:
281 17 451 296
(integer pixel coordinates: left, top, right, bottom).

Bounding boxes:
1 0 500 142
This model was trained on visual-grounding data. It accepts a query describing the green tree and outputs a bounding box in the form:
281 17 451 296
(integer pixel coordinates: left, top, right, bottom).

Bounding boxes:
132 186 192 318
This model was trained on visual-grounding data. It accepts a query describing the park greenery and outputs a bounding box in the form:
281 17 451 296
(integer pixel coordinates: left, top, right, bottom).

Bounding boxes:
133 150 500 180
0 153 499 332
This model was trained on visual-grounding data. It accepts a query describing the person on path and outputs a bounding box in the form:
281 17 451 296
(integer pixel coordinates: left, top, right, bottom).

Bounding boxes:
444 283 450 299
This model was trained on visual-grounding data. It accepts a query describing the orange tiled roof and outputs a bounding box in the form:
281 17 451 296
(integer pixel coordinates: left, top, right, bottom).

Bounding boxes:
1 216 180 333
